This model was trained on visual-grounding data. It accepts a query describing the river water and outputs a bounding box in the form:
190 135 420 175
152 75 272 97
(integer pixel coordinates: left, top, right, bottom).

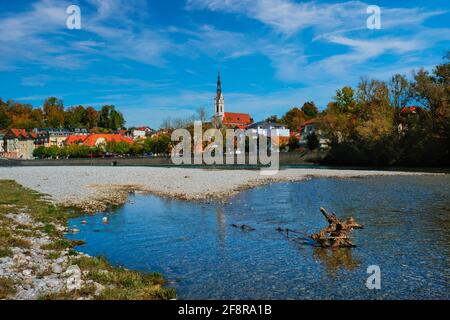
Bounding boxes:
67 175 450 299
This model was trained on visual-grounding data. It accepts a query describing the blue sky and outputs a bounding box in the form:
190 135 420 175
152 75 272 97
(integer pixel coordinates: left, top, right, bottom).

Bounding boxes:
0 0 449 128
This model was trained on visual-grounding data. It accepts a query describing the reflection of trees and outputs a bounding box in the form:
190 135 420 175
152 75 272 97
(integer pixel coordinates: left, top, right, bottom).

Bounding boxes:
312 247 361 275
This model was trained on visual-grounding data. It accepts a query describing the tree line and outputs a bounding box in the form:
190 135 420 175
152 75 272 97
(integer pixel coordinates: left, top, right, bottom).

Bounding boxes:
258 53 450 166
0 97 125 130
319 53 449 167
33 134 172 159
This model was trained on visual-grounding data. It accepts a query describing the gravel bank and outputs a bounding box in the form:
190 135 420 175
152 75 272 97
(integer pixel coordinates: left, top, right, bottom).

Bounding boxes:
0 166 435 212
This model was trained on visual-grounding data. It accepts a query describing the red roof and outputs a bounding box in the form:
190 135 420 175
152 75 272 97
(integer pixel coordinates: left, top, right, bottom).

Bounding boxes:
7 129 33 139
135 126 152 131
82 134 133 147
222 112 253 129
401 106 419 113
302 119 318 126
65 135 88 145
66 134 133 147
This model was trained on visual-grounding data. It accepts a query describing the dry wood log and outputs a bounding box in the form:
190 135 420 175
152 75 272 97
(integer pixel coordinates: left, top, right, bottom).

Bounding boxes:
310 207 363 248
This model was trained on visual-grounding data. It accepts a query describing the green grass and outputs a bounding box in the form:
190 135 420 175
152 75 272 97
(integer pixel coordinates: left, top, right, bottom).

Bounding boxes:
0 247 12 258
0 180 176 300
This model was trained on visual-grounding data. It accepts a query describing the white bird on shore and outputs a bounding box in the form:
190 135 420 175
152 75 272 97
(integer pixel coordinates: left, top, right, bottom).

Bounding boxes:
102 216 108 224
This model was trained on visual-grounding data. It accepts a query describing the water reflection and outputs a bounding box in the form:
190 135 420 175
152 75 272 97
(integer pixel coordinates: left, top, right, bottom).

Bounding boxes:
216 208 226 250
312 248 361 275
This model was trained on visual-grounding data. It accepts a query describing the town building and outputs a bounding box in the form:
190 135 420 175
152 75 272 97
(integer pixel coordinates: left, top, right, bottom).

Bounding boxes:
32 129 74 147
130 126 154 140
247 121 290 151
65 133 133 147
299 119 329 148
213 73 253 129
0 132 4 153
2 129 35 159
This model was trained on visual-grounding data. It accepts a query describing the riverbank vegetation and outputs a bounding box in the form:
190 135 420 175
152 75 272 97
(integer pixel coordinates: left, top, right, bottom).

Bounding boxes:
0 180 176 300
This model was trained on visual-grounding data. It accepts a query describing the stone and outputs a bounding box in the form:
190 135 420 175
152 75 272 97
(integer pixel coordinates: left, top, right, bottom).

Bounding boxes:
66 275 82 291
22 269 32 277
56 257 66 264
64 265 81 277
51 264 62 274
93 282 105 295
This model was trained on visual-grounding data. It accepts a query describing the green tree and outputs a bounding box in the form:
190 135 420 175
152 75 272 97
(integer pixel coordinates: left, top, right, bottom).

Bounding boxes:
265 115 280 123
43 97 65 128
389 74 410 109
33 146 48 159
333 86 357 114
98 105 125 130
0 100 11 128
301 101 318 119
65 106 87 128
85 106 99 128
288 135 300 151
306 132 320 150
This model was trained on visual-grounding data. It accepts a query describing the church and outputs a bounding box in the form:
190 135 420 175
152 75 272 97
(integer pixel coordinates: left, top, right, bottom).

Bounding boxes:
213 73 253 129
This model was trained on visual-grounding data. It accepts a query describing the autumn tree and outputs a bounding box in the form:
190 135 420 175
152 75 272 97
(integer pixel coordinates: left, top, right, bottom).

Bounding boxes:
85 106 99 128
43 97 65 128
281 107 305 131
301 101 319 119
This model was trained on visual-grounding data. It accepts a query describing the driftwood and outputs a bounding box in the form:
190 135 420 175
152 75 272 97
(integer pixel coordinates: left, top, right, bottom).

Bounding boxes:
232 224 255 231
310 207 363 248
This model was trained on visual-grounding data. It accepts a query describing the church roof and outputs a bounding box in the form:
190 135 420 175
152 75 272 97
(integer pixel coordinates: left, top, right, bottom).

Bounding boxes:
222 112 253 129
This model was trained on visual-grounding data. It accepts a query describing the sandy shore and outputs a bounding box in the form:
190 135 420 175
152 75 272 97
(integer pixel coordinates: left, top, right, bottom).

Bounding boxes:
0 166 435 212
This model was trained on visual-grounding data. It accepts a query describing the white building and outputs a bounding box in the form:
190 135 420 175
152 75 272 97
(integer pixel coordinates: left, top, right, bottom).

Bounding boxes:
131 127 153 140
246 121 290 152
299 119 329 148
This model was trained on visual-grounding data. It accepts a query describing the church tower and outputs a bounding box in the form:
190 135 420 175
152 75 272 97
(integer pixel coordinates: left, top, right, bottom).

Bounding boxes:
214 72 224 118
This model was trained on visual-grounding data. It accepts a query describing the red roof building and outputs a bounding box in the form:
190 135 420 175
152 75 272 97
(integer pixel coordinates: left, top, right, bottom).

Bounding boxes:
222 112 253 129
65 134 133 147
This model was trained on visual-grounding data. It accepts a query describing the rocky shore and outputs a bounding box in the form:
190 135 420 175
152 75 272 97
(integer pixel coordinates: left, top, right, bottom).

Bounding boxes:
0 166 434 212
0 212 102 299
0 180 175 300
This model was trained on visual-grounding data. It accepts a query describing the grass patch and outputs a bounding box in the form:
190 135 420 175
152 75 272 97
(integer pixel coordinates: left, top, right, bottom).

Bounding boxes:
41 239 85 251
38 284 97 300
0 277 16 299
72 256 174 300
0 229 32 249
0 247 12 258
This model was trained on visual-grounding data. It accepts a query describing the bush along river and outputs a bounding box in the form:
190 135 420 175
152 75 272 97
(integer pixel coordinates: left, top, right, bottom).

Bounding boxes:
66 175 450 299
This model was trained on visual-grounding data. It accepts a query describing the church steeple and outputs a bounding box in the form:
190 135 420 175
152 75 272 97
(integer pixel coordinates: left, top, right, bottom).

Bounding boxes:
214 71 224 118
216 72 222 96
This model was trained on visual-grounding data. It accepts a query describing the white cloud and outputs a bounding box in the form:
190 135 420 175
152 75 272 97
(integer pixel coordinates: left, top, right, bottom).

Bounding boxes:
0 0 173 70
186 0 446 36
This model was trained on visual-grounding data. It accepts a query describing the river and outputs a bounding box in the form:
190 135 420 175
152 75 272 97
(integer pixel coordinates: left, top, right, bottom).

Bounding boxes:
66 175 450 299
